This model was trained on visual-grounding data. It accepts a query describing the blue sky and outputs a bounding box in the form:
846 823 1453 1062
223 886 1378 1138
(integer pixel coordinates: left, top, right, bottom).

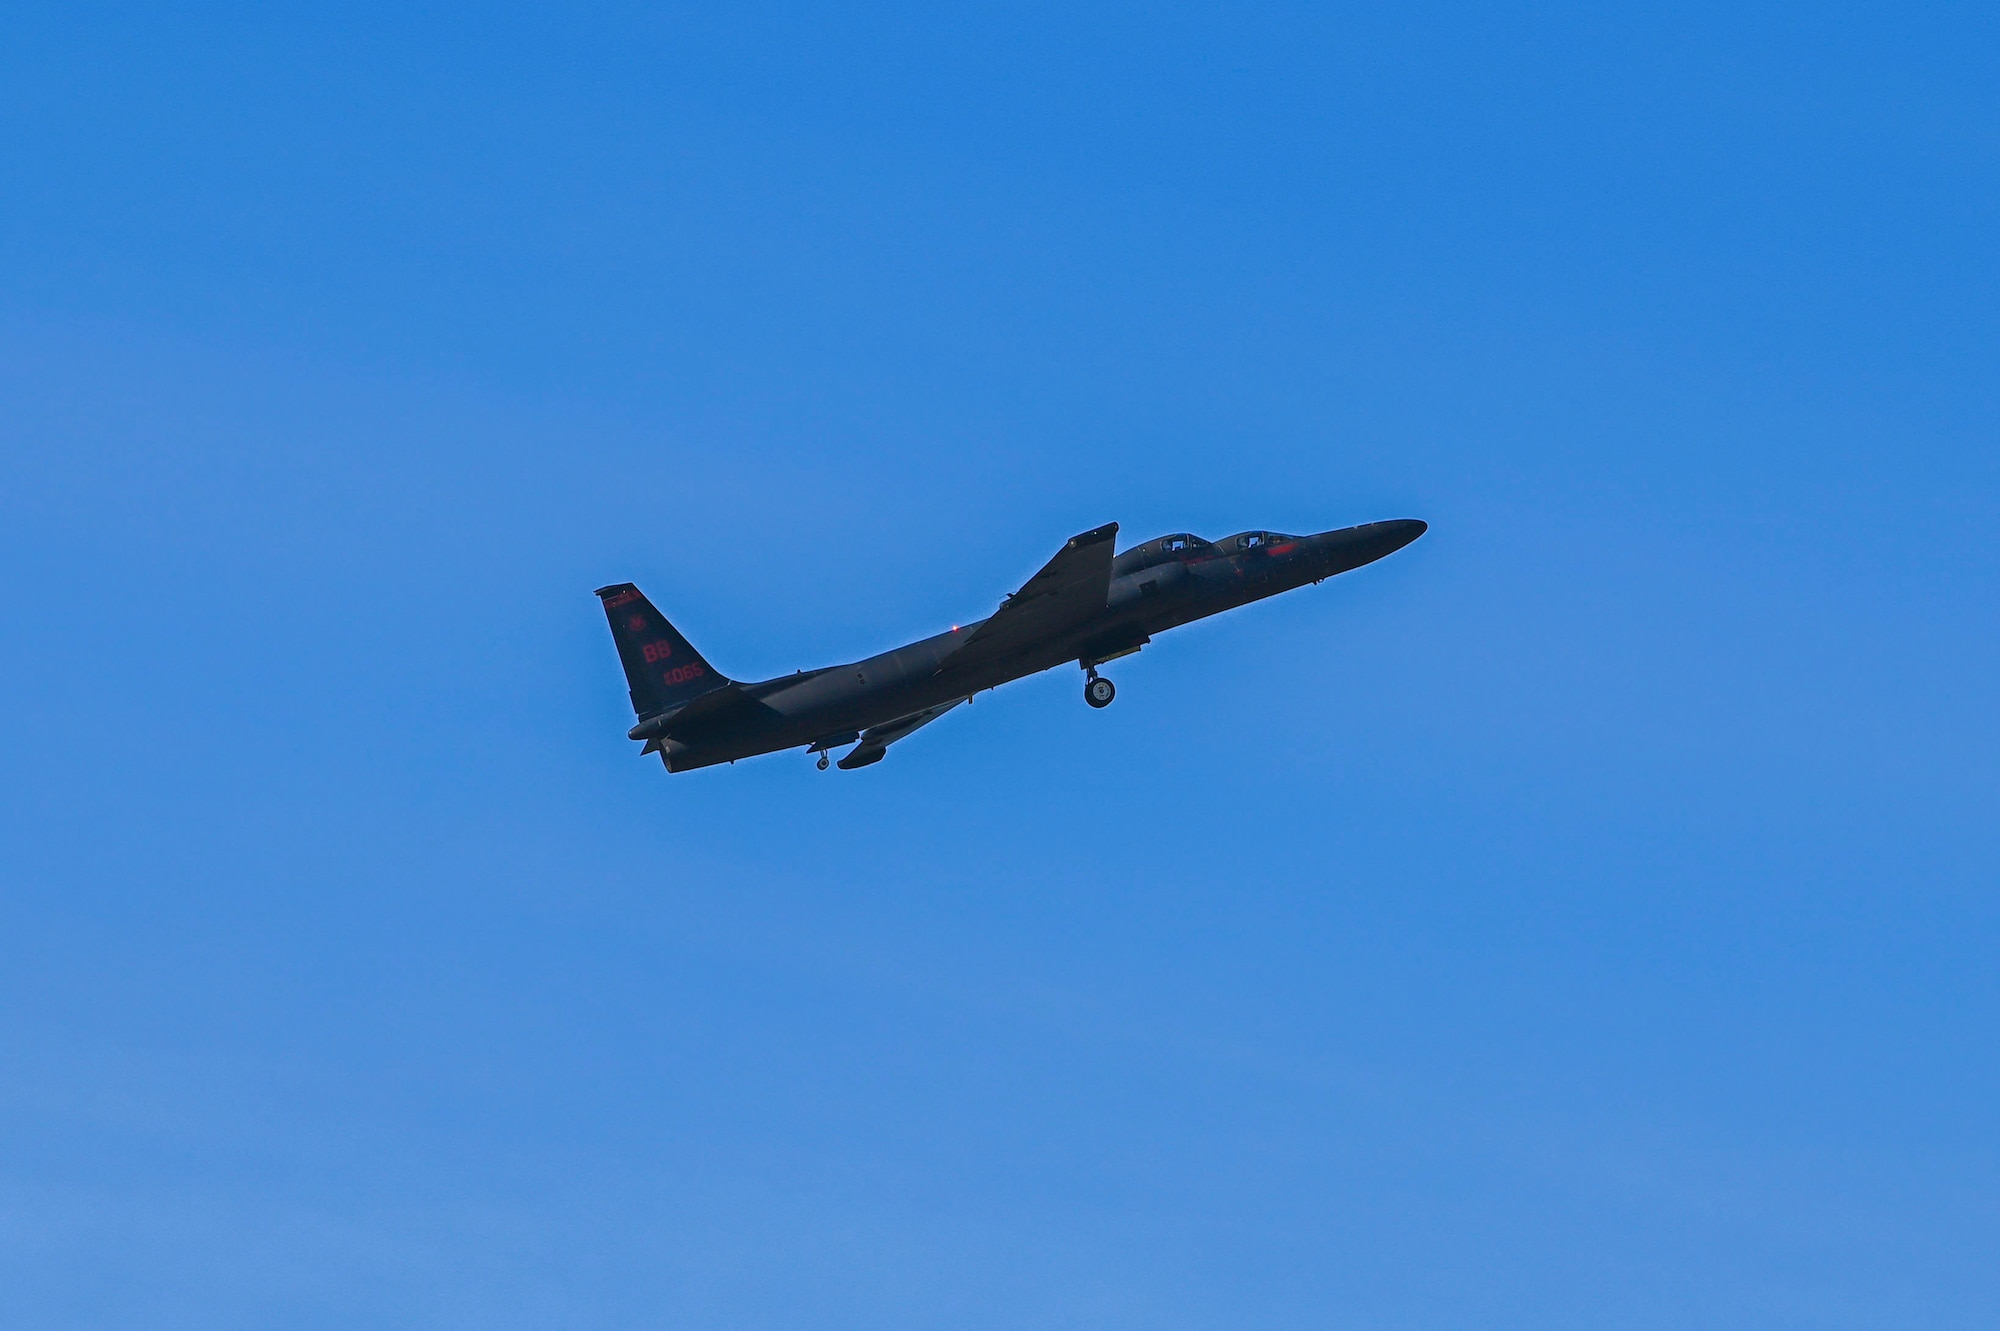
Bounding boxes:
2 3 1996 1326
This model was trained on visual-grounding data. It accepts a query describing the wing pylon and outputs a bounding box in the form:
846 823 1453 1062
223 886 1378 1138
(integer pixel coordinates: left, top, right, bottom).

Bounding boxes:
836 699 967 769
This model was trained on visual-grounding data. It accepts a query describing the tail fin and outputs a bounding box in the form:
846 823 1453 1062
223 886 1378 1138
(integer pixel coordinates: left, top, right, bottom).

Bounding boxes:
594 583 732 718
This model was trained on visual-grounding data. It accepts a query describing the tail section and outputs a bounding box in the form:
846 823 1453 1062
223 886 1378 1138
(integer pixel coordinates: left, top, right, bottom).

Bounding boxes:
594 583 732 718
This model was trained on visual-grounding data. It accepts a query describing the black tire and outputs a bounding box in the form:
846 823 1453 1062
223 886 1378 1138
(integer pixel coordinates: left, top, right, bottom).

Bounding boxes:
1085 676 1116 708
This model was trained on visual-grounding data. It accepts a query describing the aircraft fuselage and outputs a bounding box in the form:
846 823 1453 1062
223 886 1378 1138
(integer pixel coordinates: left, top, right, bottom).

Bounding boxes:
599 518 1425 772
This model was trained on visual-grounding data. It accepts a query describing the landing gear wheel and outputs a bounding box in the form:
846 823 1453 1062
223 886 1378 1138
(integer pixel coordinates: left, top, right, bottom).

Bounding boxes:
816 753 830 770
1085 676 1116 708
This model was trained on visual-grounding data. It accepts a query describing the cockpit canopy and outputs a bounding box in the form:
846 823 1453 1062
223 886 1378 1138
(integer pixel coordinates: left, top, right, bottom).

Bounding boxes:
1112 532 1212 576
1113 530 1310 575
1228 530 1290 549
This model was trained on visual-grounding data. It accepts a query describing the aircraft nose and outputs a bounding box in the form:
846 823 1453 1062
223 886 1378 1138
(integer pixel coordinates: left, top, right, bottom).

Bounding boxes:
1375 518 1427 551
1311 518 1427 573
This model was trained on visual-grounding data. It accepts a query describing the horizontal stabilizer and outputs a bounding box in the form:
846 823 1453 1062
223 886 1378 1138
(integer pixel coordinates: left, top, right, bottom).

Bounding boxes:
627 682 761 741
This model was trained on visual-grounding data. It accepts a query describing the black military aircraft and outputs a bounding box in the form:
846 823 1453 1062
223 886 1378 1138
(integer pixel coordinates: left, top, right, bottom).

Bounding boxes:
597 518 1425 772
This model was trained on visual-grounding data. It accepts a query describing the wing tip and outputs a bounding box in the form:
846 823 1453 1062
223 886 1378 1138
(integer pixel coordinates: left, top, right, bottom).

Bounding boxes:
1067 521 1119 548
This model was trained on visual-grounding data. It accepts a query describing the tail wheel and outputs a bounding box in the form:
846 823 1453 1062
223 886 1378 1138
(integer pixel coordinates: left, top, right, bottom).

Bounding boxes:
1085 676 1116 708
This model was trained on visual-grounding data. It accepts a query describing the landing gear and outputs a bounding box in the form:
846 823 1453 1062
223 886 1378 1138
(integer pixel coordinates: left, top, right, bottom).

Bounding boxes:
1085 673 1116 708
817 753 830 770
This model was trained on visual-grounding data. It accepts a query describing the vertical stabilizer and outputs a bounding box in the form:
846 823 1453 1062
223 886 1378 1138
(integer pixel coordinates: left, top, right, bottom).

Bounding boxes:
594 583 732 718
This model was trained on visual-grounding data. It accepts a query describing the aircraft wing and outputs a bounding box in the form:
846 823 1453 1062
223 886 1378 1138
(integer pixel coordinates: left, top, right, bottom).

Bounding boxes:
938 521 1118 676
837 698 966 769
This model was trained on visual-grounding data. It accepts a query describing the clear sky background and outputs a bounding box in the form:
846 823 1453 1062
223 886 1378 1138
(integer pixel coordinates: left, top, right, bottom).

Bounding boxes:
2 3 1997 1327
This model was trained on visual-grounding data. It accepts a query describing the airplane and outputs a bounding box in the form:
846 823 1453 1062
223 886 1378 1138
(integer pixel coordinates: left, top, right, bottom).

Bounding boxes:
596 517 1425 773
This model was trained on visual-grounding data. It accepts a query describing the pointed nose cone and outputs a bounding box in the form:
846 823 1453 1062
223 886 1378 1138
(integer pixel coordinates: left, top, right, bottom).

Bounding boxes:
1377 518 1427 553
1311 518 1428 575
